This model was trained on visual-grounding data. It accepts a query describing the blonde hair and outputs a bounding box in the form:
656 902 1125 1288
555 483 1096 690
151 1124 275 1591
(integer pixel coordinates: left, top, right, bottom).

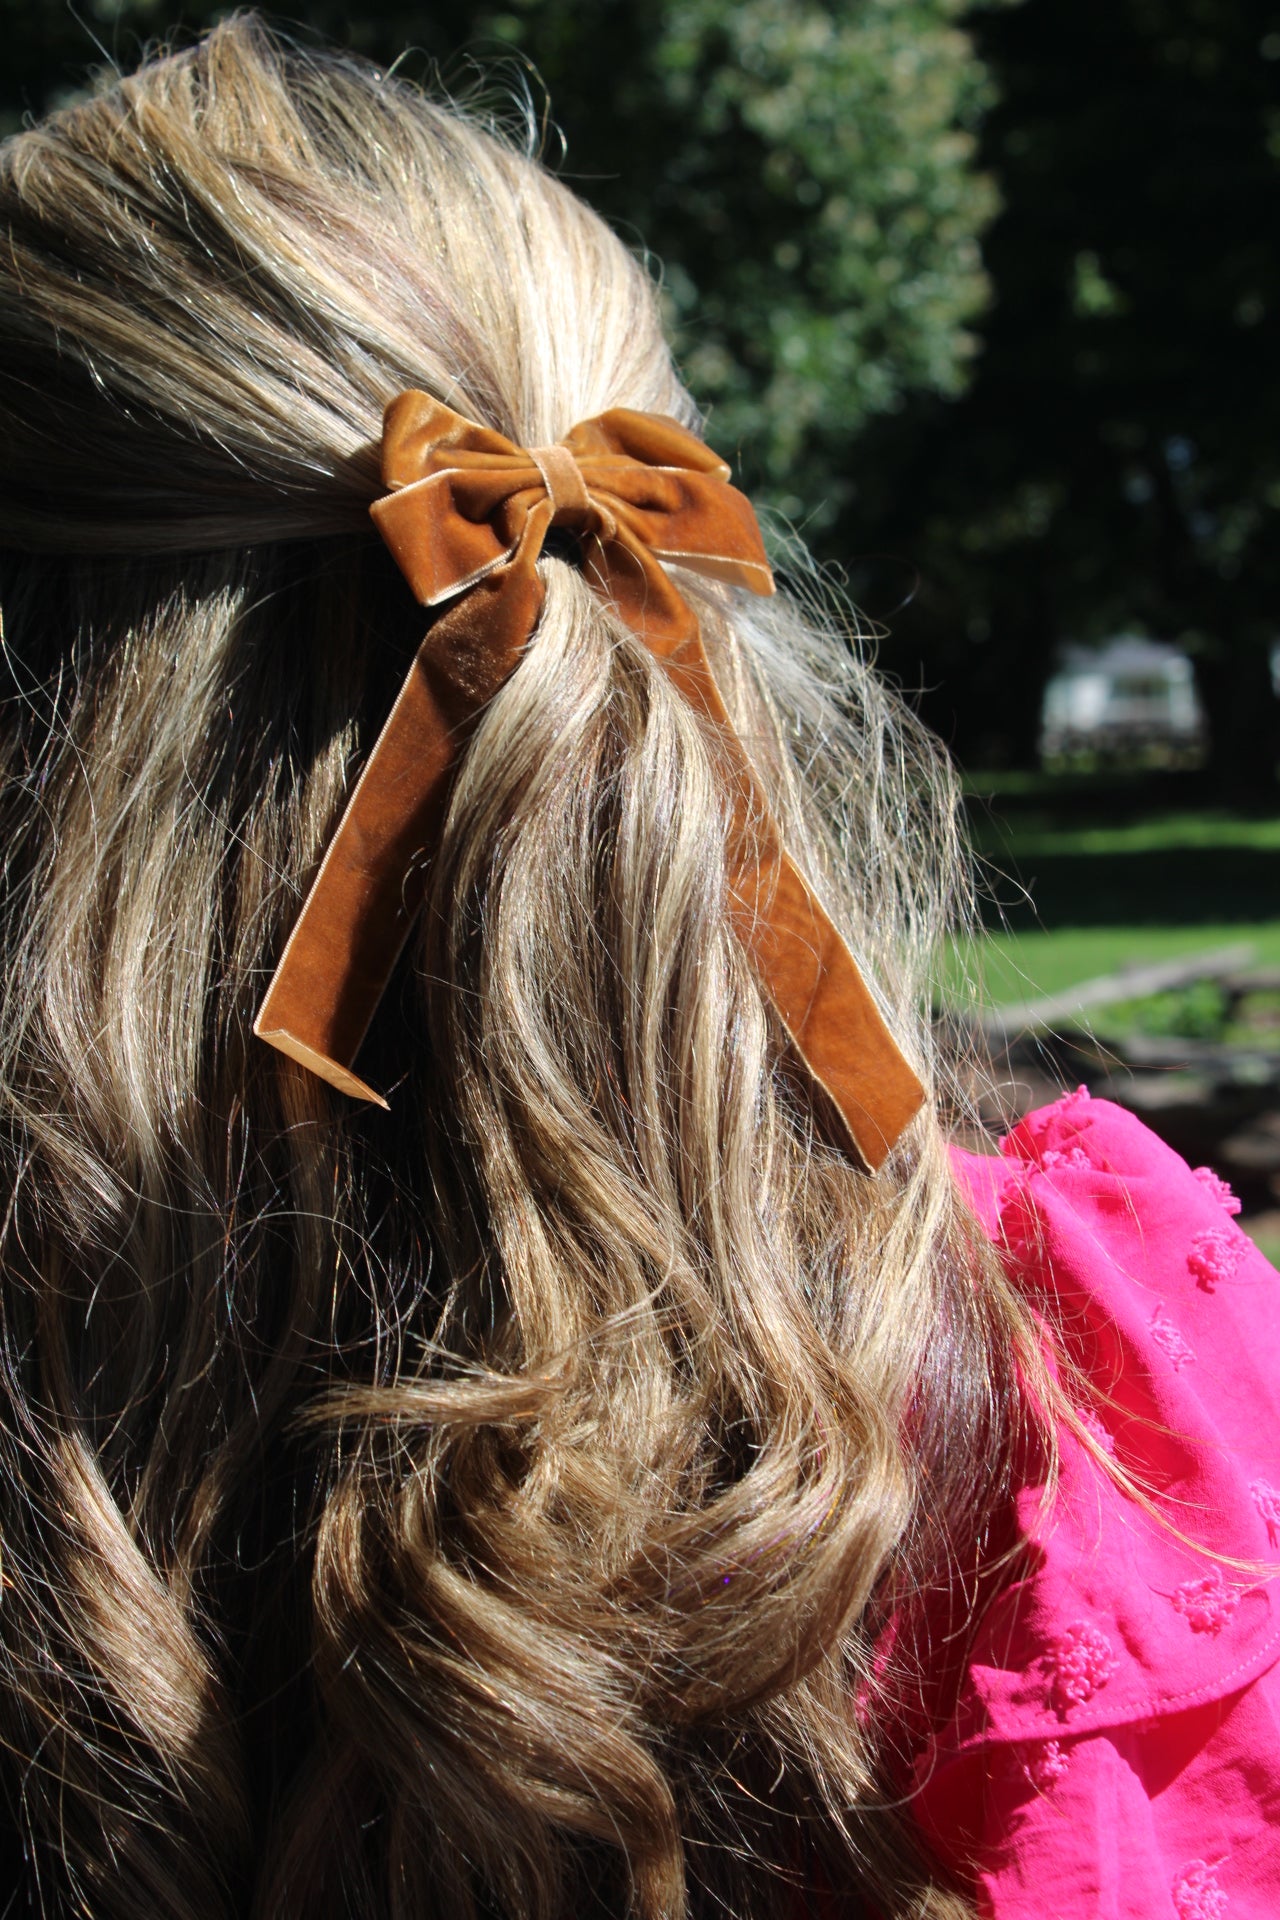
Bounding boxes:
0 20 1035 1919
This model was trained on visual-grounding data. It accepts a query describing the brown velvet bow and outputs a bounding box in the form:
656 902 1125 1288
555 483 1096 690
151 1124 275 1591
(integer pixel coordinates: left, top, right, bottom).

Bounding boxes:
254 392 924 1170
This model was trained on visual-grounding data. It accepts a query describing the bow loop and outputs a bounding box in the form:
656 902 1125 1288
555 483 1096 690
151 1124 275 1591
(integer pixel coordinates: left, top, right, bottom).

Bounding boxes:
254 390 924 1169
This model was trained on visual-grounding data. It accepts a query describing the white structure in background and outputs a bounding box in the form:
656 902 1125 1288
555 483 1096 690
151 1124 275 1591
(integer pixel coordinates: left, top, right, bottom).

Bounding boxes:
1039 636 1206 766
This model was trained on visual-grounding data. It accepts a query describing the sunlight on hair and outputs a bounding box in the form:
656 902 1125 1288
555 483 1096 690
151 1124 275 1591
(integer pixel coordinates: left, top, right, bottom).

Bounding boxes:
0 19 1044 1919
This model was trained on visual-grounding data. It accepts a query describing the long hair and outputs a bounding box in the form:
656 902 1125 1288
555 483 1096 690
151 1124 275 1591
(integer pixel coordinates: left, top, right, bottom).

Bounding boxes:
0 21 1036 1919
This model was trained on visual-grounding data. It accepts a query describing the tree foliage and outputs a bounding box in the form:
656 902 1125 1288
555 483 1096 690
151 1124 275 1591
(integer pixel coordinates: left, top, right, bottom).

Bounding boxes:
633 0 1002 516
851 0 1280 793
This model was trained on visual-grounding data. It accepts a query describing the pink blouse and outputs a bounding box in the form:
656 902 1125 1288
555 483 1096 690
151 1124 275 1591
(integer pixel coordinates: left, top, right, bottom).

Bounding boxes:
915 1091 1280 1917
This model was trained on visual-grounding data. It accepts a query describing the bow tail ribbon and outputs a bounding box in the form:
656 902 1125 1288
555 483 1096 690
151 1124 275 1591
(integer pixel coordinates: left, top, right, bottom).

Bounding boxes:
252 503 548 1107
254 395 924 1169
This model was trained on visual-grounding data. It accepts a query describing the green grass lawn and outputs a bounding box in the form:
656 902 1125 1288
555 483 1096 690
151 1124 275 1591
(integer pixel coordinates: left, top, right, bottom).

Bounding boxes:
950 780 1280 1235
946 923 1280 1011
1249 1223 1280 1267
971 810 1280 858
947 781 1280 1010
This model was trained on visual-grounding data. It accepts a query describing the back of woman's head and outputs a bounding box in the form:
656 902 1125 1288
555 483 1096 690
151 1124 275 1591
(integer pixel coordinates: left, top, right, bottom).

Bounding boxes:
0 19 1024 1920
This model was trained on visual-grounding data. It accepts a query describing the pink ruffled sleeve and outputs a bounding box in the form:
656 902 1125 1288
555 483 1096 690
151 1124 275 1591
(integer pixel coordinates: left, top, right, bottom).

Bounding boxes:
914 1091 1280 1919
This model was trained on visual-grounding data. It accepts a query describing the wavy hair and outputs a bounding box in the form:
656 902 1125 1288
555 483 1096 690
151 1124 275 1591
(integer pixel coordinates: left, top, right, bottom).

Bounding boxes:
0 20 1037 1919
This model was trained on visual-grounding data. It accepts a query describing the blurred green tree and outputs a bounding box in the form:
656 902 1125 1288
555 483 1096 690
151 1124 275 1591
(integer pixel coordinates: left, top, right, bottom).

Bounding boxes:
2 0 1007 532
851 0 1280 798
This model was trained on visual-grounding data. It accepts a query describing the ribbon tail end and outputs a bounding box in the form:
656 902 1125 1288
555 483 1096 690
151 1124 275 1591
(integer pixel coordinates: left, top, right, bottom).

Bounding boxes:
836 1069 926 1174
253 1014 391 1110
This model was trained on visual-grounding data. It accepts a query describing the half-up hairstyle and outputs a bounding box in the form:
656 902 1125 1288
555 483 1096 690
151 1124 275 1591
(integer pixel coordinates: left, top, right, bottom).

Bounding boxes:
0 19 1038 1919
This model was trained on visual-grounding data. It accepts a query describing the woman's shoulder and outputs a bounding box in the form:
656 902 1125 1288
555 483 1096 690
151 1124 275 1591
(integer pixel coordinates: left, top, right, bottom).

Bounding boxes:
954 1087 1280 1474
916 1091 1280 1917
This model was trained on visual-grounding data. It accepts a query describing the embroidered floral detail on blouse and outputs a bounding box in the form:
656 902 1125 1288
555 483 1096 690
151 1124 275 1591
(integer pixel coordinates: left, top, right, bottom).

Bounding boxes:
1193 1166 1243 1216
1172 1566 1240 1635
1040 1144 1093 1171
996 1168 1027 1207
1150 1304 1196 1370
1002 1087 1092 1155
1024 1738 1070 1790
1250 1479 1280 1545
1073 1405 1116 1455
1188 1225 1247 1292
1172 1860 1228 1919
1046 1621 1117 1715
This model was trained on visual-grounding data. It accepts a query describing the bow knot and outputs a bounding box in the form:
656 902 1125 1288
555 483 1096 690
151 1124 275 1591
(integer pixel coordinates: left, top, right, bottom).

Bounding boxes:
253 392 924 1170
528 444 600 531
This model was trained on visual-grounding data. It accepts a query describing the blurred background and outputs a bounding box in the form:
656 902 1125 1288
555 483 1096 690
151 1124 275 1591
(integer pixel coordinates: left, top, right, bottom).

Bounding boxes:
7 0 1280 1240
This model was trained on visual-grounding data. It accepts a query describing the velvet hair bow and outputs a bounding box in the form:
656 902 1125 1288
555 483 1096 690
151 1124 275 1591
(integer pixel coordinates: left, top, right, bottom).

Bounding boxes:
254 392 924 1170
